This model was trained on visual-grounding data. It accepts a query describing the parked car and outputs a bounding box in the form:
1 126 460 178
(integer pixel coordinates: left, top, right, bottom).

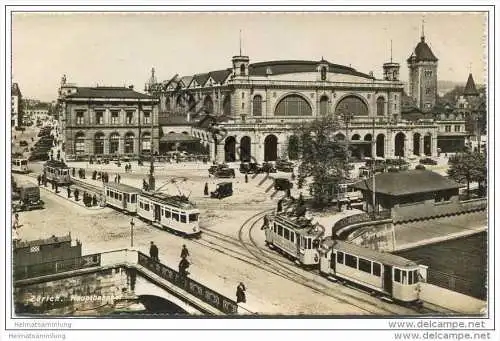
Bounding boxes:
419 157 438 165
239 162 262 174
210 182 233 199
274 178 293 191
275 159 294 172
261 162 277 173
214 167 235 178
209 164 227 176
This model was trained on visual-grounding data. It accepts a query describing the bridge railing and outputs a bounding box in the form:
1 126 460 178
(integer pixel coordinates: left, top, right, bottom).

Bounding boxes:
137 252 238 315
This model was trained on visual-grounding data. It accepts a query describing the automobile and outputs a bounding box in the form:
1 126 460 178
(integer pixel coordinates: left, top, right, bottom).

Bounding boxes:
274 178 293 191
209 164 226 176
210 182 233 199
239 162 262 174
261 162 277 173
275 159 294 172
214 167 235 178
419 157 438 165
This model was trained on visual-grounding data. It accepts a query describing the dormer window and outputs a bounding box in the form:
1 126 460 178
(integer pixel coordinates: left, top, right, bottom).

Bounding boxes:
321 66 327 81
240 64 246 76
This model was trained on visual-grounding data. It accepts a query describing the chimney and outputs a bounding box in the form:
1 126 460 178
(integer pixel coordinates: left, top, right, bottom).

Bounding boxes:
128 85 134 90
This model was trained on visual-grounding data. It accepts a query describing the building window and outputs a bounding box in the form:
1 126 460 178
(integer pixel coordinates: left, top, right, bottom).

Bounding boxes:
242 103 245 110
376 97 385 116
126 111 134 124
425 88 432 95
76 111 84 124
320 66 327 80
252 95 262 116
142 133 151 153
424 103 432 109
334 95 369 116
275 95 312 116
445 125 451 132
75 133 85 155
143 111 151 124
424 70 433 77
94 133 104 154
242 92 245 99
111 111 119 124
454 125 461 132
109 133 120 154
124 133 134 154
95 111 104 124
240 64 246 76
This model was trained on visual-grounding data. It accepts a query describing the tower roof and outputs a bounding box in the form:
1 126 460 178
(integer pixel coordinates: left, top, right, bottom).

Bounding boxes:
463 73 479 96
407 36 438 63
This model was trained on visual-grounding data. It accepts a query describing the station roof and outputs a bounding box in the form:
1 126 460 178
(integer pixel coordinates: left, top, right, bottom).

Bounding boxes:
321 238 419 268
352 170 461 196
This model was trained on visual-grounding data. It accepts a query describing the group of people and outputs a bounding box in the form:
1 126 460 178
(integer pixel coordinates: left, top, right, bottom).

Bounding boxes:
124 163 133 172
36 174 48 187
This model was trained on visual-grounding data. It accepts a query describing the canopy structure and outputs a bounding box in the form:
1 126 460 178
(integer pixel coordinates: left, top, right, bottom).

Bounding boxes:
160 132 200 143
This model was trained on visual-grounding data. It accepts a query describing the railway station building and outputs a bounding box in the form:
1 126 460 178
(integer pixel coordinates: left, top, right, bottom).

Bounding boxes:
144 31 467 164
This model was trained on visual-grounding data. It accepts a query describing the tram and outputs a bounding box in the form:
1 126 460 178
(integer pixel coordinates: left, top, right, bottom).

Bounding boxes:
265 213 324 266
12 158 30 174
43 160 71 185
137 191 201 237
319 238 426 304
103 182 141 214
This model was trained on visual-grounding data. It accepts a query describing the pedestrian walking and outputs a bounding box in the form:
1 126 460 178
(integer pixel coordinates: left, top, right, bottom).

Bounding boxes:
67 186 71 198
12 213 21 243
149 241 159 261
180 245 190 259
55 183 58 193
117 174 121 184
245 173 248 183
37 174 41 186
261 215 269 230
204 182 209 196
74 188 79 201
236 282 246 303
92 194 98 206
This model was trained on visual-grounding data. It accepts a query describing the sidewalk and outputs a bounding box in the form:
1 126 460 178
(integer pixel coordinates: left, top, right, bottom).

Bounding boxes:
393 211 487 251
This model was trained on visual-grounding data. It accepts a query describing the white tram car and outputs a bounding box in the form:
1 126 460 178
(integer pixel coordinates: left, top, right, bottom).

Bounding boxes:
319 238 427 303
103 182 141 214
137 191 201 237
43 160 71 185
12 158 30 174
265 214 324 266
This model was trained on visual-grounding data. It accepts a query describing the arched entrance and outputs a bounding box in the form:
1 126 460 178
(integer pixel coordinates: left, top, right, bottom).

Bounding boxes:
224 136 236 162
240 136 251 162
413 133 421 156
264 134 278 161
424 134 432 156
376 134 385 157
395 132 405 157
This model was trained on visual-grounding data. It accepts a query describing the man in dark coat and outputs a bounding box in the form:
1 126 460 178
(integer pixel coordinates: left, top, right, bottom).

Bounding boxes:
149 241 159 261
67 186 71 198
236 282 246 303
245 173 248 183
204 182 209 196
179 257 190 277
261 215 269 230
37 175 41 186
181 245 190 259
74 188 79 201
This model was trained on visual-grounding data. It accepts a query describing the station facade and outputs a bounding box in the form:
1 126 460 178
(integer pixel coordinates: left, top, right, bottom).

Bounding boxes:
148 34 450 163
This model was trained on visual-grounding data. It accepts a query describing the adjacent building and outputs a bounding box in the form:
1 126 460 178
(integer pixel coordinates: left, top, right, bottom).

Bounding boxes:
11 83 23 127
57 75 160 159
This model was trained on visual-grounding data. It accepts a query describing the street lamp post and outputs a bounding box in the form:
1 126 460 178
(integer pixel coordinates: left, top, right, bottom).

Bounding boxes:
130 218 135 248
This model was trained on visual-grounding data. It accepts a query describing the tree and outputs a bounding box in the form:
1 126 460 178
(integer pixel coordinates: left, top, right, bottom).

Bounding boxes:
447 151 487 199
290 114 350 207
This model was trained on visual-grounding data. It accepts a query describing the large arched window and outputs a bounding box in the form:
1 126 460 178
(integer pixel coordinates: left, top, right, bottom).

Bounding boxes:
74 132 85 155
109 133 120 154
335 95 369 116
253 95 262 116
319 96 329 115
124 132 134 154
240 64 246 76
94 132 104 155
275 95 312 116
376 97 385 116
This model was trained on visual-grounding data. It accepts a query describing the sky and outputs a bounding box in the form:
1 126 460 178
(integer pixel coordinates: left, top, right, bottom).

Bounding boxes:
11 11 487 102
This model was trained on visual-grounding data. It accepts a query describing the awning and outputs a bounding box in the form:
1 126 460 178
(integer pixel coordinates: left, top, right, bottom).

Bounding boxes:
160 132 200 143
